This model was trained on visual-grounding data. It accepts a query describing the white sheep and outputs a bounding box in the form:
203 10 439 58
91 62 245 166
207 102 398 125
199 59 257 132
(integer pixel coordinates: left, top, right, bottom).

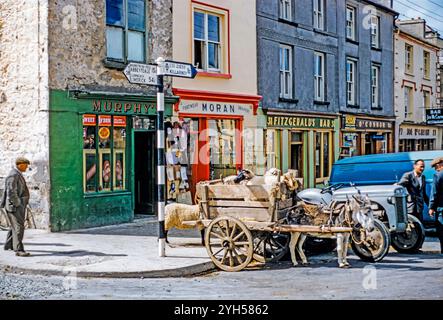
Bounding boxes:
164 203 205 245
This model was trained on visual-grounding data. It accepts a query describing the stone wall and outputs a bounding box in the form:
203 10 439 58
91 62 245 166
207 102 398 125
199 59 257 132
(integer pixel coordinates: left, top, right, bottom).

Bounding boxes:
0 0 50 229
48 0 173 94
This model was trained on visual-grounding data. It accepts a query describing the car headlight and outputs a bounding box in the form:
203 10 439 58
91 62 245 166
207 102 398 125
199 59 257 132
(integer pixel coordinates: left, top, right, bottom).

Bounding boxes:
387 196 394 205
394 188 404 196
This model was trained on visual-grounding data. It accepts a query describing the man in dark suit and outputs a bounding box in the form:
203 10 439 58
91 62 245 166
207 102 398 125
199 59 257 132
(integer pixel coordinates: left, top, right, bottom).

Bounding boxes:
398 159 429 223
429 156 443 254
1 157 31 256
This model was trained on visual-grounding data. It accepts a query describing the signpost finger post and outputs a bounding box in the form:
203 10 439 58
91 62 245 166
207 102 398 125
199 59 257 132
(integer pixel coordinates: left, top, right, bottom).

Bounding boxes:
124 57 197 258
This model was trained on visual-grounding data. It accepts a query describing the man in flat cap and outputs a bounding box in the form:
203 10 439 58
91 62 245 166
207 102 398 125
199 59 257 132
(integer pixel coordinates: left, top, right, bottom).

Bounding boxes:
429 156 443 253
1 157 31 256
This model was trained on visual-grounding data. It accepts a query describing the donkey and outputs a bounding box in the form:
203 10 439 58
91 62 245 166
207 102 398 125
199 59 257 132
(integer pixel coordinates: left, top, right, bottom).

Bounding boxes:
289 194 375 268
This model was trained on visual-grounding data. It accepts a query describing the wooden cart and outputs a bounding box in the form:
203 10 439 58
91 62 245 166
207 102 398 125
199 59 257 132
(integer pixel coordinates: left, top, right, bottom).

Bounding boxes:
192 182 352 272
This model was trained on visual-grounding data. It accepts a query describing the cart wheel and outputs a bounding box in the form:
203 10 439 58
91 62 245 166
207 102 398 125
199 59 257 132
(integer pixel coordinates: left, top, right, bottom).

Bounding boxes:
253 231 290 263
205 216 253 272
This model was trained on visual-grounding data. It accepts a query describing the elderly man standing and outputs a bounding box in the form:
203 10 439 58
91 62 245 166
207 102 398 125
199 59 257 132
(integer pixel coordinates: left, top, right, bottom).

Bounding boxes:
1 157 31 256
429 156 443 254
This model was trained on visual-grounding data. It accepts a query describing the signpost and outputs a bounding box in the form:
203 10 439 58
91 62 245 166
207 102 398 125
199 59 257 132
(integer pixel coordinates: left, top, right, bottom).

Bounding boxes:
123 63 158 86
124 58 197 257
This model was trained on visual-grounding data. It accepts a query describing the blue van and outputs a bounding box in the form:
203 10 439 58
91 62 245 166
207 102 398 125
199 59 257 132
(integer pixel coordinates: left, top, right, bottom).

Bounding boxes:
330 150 443 228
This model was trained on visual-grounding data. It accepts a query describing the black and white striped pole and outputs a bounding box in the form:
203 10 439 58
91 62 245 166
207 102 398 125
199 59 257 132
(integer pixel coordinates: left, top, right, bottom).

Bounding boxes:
156 57 166 257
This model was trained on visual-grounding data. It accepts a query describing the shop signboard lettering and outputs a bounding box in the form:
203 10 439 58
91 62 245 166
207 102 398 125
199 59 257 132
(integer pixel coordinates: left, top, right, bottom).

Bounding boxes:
178 101 252 116
92 100 156 115
355 119 393 130
267 115 335 129
399 125 438 139
426 109 443 125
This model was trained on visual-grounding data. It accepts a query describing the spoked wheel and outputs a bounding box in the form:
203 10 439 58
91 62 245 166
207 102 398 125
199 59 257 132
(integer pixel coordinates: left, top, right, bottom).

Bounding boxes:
351 219 390 262
252 231 290 263
205 216 253 272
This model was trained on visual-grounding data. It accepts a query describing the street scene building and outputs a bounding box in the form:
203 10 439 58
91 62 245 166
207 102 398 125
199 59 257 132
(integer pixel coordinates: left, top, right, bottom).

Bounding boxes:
171 0 264 199
1 0 177 230
257 0 340 188
0 1 442 228
394 18 443 152
338 0 397 158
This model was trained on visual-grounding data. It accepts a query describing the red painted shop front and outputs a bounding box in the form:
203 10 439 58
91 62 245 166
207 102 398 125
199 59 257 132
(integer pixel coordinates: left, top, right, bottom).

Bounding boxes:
172 88 261 198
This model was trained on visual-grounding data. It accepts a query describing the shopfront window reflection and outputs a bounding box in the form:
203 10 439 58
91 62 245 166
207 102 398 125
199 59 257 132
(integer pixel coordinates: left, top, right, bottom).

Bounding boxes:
208 119 237 180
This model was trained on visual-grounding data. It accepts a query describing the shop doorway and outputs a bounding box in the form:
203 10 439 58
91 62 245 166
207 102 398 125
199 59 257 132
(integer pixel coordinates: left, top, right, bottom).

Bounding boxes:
134 131 156 215
289 131 303 178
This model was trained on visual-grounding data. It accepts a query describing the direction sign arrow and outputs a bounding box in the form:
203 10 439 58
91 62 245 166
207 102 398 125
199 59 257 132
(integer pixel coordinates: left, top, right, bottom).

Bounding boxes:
164 60 198 79
123 63 158 85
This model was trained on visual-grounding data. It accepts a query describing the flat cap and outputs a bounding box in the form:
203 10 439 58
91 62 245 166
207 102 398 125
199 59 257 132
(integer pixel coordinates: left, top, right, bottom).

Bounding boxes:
15 157 30 165
431 156 443 168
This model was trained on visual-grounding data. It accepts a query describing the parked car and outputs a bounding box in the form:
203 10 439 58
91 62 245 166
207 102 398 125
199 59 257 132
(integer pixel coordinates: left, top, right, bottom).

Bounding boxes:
327 151 443 253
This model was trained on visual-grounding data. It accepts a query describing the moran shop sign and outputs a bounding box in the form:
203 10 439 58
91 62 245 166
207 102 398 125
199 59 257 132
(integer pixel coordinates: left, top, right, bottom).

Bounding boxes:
92 100 157 115
267 115 335 129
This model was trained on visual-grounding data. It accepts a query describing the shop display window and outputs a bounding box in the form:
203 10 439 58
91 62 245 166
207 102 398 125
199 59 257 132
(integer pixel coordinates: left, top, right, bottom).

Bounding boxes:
82 114 127 193
208 119 237 180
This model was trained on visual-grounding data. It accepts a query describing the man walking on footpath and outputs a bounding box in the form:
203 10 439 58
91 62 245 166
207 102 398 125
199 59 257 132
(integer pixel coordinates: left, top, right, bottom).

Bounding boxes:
1 157 31 256
429 156 443 254
398 159 429 224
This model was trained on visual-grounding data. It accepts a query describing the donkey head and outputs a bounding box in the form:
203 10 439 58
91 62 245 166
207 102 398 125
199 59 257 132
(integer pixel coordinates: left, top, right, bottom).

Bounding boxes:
349 194 375 232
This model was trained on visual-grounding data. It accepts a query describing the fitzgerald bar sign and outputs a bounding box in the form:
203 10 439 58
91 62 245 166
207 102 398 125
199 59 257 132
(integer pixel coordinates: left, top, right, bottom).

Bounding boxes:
267 115 335 129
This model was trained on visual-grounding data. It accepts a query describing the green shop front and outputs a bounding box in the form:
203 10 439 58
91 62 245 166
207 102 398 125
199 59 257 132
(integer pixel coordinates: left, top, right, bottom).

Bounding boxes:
49 90 176 231
265 112 340 188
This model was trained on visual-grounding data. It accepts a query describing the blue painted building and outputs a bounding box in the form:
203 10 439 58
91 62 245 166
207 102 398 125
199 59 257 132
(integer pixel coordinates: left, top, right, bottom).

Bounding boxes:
337 0 398 158
257 0 398 187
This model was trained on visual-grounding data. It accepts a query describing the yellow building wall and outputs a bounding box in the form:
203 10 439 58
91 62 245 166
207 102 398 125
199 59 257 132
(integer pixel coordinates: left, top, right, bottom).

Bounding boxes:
172 0 258 96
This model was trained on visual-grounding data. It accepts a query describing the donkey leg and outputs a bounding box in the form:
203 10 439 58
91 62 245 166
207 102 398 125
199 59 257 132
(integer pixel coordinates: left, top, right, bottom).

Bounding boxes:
289 232 300 266
336 233 346 268
297 234 308 265
343 233 351 266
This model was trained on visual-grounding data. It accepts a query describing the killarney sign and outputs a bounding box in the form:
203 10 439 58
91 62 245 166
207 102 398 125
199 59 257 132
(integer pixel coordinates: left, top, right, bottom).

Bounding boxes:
164 60 198 79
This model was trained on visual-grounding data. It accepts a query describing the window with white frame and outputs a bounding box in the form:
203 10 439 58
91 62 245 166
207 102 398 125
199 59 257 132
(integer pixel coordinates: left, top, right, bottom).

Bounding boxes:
346 6 356 41
371 64 380 108
423 50 430 79
194 10 221 71
370 15 380 48
106 0 146 62
279 45 293 99
404 86 413 119
279 0 291 20
314 52 325 101
405 44 414 74
346 59 357 105
313 0 325 30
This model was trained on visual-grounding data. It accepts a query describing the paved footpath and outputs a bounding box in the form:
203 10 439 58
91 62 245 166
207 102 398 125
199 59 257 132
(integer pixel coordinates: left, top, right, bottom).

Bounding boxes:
0 217 441 279
0 217 214 278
